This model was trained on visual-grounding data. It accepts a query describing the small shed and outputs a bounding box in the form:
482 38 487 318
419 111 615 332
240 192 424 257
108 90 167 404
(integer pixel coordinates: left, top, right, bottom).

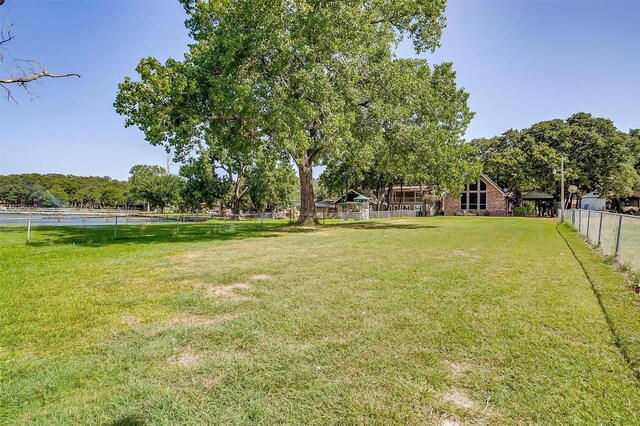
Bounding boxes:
581 192 607 211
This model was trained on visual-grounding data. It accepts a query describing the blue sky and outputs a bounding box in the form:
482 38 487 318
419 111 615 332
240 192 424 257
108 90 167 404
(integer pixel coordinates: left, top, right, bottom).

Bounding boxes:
0 0 638 180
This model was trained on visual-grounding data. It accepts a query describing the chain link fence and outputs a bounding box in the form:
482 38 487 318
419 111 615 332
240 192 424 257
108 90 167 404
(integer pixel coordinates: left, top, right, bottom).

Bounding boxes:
566 209 640 273
0 210 287 247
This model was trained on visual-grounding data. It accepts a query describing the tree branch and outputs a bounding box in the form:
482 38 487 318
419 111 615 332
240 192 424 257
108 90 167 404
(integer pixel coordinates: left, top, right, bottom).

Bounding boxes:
0 68 80 84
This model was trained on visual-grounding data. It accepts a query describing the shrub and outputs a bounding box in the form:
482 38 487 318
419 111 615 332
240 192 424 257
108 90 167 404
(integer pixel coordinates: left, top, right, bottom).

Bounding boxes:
513 207 526 217
483 211 492 216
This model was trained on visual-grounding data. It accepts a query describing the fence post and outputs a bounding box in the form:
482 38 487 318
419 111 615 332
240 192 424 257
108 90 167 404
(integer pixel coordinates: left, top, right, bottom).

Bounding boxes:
615 215 623 256
114 216 118 239
26 211 32 245
578 209 582 233
586 211 591 239
597 212 603 246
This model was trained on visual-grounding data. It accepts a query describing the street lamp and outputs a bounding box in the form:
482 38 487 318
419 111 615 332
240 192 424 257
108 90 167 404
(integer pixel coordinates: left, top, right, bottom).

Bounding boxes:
553 155 565 222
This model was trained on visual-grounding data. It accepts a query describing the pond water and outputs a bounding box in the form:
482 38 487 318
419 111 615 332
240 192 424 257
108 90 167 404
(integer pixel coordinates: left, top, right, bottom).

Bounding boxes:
0 212 172 227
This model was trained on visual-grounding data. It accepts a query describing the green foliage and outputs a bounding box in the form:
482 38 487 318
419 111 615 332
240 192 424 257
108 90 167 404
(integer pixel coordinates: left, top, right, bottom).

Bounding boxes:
0 174 128 208
179 153 229 211
246 150 298 211
473 113 640 205
513 206 526 217
128 165 182 212
115 0 472 222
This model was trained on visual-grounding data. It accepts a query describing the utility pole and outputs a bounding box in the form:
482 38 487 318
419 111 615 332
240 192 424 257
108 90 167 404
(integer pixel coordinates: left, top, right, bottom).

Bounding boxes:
560 155 565 223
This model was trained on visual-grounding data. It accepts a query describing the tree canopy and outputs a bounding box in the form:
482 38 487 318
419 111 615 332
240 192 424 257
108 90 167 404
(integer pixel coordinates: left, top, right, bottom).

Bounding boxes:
0 174 128 208
115 0 474 223
472 113 640 208
128 165 183 212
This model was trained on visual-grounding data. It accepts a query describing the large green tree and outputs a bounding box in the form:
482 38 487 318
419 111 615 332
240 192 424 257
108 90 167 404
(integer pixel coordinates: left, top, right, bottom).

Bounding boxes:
128 165 182 212
320 60 477 209
179 152 229 211
115 0 472 224
473 113 640 209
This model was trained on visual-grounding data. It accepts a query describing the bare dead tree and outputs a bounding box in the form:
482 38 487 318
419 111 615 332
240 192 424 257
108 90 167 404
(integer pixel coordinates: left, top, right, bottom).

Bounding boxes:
0 0 80 102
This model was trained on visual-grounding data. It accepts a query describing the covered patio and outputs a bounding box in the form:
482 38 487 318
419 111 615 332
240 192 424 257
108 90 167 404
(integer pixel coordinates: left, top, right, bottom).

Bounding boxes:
522 191 556 217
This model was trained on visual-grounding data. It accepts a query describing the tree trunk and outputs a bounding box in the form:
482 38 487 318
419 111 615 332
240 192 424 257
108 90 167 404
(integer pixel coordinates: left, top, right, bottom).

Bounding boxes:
230 164 247 219
385 183 394 211
398 182 405 210
297 158 316 224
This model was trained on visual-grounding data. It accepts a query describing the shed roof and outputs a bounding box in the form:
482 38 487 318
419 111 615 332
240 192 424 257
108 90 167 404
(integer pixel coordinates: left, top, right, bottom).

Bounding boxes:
522 191 555 200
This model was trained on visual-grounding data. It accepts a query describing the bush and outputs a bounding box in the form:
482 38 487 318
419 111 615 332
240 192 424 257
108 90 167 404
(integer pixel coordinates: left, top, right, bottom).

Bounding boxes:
513 207 526 217
483 210 492 216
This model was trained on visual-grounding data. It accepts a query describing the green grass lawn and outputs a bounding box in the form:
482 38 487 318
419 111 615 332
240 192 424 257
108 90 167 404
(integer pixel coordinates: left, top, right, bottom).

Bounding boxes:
1 217 639 425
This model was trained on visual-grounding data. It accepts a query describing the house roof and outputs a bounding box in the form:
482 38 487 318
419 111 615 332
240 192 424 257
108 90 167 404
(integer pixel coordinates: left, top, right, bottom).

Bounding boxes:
522 191 555 200
389 174 507 197
582 192 602 199
480 173 508 197
335 190 374 203
389 186 426 191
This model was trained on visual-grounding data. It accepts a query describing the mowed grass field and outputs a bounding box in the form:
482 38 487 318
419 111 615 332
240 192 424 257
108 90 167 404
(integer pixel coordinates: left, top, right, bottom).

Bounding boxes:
1 217 639 425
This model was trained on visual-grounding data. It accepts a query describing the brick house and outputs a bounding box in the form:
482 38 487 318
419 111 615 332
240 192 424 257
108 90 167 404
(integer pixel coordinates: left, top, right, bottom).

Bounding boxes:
442 173 511 216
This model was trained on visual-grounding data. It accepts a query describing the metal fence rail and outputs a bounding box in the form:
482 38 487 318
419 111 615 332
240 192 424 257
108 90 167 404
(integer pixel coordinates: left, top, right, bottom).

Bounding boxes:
0 210 288 247
566 209 640 273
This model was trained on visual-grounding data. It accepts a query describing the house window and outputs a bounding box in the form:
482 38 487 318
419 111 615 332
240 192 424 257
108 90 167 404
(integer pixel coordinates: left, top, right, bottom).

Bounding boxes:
469 192 478 210
460 178 488 211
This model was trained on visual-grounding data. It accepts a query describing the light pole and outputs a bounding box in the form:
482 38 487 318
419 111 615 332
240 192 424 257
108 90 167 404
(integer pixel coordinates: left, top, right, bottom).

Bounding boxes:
554 155 565 222
560 155 564 223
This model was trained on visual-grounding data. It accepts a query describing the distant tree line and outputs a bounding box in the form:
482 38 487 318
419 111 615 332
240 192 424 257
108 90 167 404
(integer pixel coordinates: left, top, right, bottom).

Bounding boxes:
0 174 129 208
0 164 298 213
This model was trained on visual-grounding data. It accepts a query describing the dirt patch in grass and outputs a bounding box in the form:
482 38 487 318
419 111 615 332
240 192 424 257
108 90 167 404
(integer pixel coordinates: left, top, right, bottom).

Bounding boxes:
445 361 471 380
310 231 331 237
167 347 204 367
172 251 204 261
204 283 253 301
450 250 480 260
443 389 477 410
198 373 225 388
167 312 240 327
120 314 142 327
250 274 272 281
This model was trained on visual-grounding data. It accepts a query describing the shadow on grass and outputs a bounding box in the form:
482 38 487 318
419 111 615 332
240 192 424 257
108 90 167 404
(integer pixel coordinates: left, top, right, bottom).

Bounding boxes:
23 220 331 248
107 416 145 426
331 221 440 230
17 218 441 248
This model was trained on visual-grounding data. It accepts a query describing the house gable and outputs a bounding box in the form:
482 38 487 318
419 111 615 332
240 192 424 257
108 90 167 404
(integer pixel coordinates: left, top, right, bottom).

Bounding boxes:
442 174 510 216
